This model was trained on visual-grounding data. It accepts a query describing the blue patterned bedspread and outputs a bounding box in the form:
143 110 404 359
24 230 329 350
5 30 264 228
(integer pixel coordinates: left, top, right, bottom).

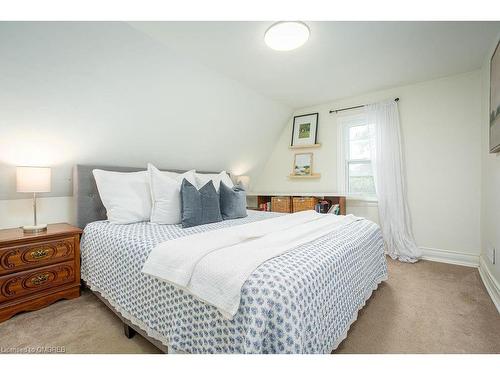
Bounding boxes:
80 210 387 354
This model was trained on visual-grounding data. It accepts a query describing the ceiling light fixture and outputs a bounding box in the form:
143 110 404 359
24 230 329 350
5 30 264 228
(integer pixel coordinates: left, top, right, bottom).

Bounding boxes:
264 21 310 51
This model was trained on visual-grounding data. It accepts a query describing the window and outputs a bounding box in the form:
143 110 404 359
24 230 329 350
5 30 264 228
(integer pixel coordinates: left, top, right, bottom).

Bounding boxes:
338 114 376 197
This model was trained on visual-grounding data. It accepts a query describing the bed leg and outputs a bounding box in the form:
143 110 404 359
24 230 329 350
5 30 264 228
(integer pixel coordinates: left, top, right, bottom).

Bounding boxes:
123 323 136 339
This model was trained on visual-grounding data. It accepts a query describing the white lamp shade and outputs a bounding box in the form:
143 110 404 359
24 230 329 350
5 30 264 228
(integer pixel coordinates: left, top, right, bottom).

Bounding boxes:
16 167 51 193
235 175 250 190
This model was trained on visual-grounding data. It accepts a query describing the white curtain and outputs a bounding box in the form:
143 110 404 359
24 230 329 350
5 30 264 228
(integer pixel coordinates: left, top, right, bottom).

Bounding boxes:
365 100 421 263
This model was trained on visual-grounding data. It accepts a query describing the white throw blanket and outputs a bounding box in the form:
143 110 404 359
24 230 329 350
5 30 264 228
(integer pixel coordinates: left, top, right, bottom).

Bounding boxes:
142 211 360 319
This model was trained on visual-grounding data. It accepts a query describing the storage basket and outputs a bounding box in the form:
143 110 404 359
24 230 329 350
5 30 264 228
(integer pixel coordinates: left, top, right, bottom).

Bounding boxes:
292 197 319 213
271 196 292 213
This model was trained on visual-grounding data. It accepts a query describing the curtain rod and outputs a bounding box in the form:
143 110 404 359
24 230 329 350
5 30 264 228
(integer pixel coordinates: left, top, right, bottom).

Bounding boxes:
329 98 399 114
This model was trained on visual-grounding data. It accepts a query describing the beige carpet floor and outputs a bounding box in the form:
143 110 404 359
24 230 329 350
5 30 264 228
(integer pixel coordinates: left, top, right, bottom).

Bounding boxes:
0 258 499 354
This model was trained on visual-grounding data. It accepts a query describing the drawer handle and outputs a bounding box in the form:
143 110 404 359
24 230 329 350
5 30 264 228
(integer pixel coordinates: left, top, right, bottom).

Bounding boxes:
31 273 49 285
30 248 49 259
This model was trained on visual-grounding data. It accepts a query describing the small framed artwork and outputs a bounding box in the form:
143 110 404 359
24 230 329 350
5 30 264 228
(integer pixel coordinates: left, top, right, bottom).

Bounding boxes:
292 153 313 176
291 113 319 147
490 38 500 153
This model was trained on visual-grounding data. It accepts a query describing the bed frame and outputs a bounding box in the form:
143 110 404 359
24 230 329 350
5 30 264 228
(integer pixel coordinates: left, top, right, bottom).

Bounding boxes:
86 284 169 353
73 164 222 353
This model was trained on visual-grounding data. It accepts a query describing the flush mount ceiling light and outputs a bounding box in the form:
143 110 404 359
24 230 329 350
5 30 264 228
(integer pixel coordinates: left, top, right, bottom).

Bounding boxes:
264 21 310 51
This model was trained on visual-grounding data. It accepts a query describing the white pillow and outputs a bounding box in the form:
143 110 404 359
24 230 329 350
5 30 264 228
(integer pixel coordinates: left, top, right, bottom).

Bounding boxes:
148 163 196 224
161 170 182 179
92 169 151 224
195 171 233 192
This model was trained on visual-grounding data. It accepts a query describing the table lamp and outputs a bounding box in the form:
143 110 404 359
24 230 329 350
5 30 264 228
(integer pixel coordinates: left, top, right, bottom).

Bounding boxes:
235 175 250 191
16 166 51 233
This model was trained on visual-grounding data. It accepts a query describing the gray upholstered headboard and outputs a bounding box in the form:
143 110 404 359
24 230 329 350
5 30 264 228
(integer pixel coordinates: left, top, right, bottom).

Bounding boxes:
73 164 222 229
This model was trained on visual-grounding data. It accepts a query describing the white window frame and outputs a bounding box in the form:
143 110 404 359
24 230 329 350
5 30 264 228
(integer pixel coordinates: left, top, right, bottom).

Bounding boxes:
337 112 377 200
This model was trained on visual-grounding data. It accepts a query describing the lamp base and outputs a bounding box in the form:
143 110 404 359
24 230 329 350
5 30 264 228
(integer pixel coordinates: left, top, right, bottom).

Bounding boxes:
22 224 47 234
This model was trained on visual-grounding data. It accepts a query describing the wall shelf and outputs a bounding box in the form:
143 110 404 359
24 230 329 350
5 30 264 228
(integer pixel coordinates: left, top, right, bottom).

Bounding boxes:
288 173 321 179
289 143 321 150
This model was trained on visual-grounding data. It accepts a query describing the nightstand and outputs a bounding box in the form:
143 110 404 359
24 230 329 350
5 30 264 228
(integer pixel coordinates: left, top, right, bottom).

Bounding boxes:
0 223 82 323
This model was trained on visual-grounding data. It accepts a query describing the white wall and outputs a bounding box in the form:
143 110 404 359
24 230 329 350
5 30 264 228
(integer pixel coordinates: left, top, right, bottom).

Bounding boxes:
0 22 291 229
480 37 500 308
0 197 74 230
253 71 483 258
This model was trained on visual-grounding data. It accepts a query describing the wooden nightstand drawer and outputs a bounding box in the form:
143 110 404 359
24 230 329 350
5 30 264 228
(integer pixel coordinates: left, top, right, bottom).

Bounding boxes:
0 260 76 303
0 236 76 275
0 223 82 323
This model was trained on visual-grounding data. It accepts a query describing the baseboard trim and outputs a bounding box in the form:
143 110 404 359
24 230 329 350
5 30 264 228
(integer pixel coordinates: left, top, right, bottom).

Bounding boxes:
478 256 500 314
420 247 479 268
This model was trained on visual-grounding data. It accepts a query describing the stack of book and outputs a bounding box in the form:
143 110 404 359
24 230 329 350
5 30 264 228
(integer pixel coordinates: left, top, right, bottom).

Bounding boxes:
314 199 336 214
327 204 340 215
258 202 272 211
314 201 340 215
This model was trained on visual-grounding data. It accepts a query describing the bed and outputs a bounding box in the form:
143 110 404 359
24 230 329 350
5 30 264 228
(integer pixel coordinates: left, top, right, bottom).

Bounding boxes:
74 164 388 354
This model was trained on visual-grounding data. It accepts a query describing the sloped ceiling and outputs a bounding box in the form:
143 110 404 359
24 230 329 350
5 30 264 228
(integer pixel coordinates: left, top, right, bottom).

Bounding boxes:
0 22 291 199
1 21 499 199
131 21 500 108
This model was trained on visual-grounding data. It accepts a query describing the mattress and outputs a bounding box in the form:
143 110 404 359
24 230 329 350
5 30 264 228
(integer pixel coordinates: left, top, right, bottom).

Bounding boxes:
80 210 388 354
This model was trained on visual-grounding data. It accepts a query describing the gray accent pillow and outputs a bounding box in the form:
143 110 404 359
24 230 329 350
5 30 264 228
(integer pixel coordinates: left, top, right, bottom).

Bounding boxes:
219 182 248 220
180 179 223 228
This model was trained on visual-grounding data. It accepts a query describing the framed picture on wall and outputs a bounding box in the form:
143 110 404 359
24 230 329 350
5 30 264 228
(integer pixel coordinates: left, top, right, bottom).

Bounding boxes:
490 39 500 153
292 152 313 176
291 113 318 146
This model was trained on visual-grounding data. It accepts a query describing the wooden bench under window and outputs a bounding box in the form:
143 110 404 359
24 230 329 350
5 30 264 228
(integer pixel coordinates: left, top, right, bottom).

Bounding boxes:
250 194 346 215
